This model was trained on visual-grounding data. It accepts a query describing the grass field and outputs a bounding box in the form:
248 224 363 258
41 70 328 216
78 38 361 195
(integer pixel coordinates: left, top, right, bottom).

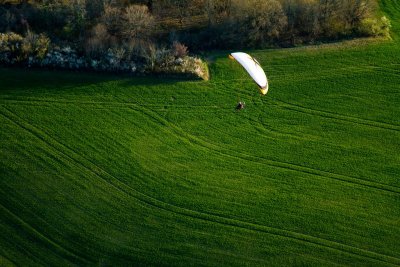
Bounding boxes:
1 1 400 266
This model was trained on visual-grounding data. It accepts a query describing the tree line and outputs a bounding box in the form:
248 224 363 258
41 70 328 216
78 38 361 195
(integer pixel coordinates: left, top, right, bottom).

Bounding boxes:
0 0 391 60
155 0 390 49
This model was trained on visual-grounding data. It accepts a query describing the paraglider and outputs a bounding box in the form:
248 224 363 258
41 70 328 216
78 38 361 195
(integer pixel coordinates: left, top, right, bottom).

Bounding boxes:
229 52 269 96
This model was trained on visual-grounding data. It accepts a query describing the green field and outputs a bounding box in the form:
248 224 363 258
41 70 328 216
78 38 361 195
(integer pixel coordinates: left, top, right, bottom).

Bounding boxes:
1 1 400 266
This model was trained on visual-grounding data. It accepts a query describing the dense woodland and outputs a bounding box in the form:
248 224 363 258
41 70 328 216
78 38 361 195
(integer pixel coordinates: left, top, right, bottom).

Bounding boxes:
0 0 391 74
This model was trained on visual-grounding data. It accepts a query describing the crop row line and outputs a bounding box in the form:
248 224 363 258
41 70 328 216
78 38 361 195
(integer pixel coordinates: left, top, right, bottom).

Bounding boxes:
274 100 400 132
0 98 221 110
133 104 400 195
2 95 399 134
192 113 400 195
4 97 396 194
2 105 399 265
0 202 89 265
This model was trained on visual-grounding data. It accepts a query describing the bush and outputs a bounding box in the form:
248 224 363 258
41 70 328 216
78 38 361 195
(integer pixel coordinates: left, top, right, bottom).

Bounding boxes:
0 31 50 63
154 54 209 80
172 41 188 58
0 32 23 61
179 56 209 80
358 16 392 38
23 31 50 59
142 43 208 80
141 42 158 70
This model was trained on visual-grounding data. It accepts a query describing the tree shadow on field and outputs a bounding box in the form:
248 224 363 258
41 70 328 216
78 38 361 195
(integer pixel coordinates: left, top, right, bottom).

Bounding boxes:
0 67 199 95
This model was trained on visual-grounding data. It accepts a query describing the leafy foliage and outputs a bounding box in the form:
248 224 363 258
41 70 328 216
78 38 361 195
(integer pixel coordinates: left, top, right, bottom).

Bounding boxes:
358 15 392 38
0 31 49 62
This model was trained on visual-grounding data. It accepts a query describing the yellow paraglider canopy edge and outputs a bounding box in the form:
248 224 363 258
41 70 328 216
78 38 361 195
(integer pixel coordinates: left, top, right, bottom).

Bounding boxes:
259 87 268 95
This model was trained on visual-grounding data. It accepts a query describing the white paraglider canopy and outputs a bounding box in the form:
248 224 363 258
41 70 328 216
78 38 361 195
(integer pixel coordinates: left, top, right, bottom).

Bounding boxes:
229 52 269 95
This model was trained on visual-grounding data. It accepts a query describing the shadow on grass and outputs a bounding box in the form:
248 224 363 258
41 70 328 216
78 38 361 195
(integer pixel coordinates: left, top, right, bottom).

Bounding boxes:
0 67 200 94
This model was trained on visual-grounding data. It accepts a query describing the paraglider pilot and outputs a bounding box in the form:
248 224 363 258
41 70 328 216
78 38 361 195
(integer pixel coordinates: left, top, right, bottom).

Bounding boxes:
236 101 245 110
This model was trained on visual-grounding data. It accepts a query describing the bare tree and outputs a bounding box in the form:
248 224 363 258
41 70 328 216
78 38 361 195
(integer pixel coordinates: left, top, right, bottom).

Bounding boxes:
101 4 122 37
281 0 321 43
85 23 110 57
205 0 232 25
121 4 154 39
231 0 288 46
341 0 375 29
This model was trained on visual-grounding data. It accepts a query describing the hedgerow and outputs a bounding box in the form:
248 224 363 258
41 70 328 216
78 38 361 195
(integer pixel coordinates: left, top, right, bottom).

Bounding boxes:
0 0 392 76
